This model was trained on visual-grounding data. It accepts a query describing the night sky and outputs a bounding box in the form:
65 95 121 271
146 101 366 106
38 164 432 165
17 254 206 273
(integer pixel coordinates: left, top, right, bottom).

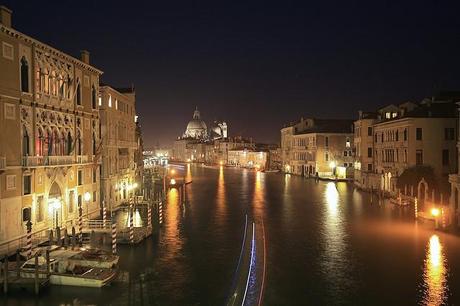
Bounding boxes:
4 1 460 147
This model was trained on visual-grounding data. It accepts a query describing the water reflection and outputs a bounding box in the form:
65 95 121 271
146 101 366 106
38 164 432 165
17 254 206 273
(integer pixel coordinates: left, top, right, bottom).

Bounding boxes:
253 171 265 219
186 163 192 183
321 182 348 294
165 188 182 257
421 235 448 306
216 166 226 219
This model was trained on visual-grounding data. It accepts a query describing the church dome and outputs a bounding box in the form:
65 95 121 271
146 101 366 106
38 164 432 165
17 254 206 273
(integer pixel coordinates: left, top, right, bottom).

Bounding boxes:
184 108 207 139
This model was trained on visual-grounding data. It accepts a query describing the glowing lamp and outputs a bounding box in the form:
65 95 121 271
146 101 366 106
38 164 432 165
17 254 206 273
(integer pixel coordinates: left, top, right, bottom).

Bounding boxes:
84 192 91 202
329 161 336 169
133 183 138 189
171 169 176 175
219 161 223 166
170 178 176 185
431 208 440 217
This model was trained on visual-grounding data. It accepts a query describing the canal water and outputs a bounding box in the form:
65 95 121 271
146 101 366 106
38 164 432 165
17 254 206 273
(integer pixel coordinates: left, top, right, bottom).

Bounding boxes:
3 164 460 305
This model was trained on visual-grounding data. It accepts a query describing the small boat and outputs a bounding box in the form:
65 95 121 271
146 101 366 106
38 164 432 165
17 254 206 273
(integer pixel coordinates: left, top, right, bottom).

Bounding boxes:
20 256 117 288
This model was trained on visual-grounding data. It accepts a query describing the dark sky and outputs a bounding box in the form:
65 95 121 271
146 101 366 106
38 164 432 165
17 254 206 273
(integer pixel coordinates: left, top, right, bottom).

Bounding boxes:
4 1 460 147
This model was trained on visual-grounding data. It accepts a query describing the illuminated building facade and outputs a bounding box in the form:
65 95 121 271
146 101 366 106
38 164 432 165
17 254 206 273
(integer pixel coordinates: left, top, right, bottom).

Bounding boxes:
227 149 268 169
281 118 354 178
99 85 138 211
0 6 102 242
367 101 457 195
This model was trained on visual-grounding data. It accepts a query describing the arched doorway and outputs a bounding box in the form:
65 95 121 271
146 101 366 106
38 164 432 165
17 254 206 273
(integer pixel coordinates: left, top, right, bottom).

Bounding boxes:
48 182 62 228
418 178 428 205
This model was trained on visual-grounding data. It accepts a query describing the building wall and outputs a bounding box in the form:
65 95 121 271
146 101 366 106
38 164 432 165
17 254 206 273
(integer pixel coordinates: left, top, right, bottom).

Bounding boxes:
0 15 102 241
354 118 378 189
99 86 137 211
228 150 268 169
373 117 457 194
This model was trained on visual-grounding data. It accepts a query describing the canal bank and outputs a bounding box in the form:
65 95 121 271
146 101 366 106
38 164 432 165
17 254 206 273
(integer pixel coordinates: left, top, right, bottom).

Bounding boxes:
2 165 460 305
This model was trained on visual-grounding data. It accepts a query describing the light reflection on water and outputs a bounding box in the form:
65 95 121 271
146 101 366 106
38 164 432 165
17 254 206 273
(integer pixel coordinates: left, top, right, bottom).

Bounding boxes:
421 235 449 306
216 166 226 219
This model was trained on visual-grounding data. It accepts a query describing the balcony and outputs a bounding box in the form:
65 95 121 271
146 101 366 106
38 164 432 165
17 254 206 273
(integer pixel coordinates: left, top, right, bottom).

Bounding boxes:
0 156 5 170
22 155 96 167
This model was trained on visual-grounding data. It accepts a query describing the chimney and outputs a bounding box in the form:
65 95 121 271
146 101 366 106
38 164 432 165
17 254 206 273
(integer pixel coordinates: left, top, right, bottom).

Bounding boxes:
80 50 90 64
0 6 12 28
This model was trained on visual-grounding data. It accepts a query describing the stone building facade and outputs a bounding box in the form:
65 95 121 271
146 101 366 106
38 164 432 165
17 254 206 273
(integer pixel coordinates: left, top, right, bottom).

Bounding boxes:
99 85 138 211
0 6 102 242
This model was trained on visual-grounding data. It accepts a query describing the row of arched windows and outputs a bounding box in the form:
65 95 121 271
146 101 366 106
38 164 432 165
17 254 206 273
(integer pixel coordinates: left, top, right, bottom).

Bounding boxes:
22 126 82 157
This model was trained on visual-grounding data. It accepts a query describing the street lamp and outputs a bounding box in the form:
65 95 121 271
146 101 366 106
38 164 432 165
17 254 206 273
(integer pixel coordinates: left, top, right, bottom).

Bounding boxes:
431 207 440 229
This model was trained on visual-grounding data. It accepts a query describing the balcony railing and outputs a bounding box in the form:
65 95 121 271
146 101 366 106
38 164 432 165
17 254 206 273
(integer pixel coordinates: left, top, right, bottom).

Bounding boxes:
22 155 95 167
0 156 5 170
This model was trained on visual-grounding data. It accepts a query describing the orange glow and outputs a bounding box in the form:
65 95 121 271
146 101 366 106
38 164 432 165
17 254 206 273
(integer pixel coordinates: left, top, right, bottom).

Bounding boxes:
170 178 176 185
421 234 448 305
170 169 176 175
431 208 440 217
219 160 223 166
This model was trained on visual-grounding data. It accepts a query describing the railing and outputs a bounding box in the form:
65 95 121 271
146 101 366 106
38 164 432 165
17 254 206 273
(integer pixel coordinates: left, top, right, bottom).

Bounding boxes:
0 227 50 257
22 155 95 167
82 219 112 230
0 156 5 170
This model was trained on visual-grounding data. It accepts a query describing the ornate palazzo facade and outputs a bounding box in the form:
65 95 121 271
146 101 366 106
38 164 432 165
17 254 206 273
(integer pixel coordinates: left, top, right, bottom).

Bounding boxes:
0 7 102 243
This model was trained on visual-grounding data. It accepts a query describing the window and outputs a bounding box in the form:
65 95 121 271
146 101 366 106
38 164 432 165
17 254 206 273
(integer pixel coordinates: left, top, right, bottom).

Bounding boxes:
325 137 329 147
98 96 102 106
374 133 378 142
344 151 348 157
93 191 97 202
345 138 350 148
404 149 408 163
91 85 97 109
325 152 329 161
416 128 422 140
368 127 372 136
22 207 31 222
92 168 97 183
367 147 372 158
78 170 83 186
76 80 81 105
2 42 13 60
23 175 31 195
22 126 30 156
20 56 29 92
442 149 449 166
445 128 455 140
78 195 82 211
6 175 16 190
36 196 44 222
381 133 384 143
367 164 373 171
69 191 75 213
108 95 112 107
404 128 408 141
392 112 398 118
385 112 391 119
395 130 399 141
416 150 423 165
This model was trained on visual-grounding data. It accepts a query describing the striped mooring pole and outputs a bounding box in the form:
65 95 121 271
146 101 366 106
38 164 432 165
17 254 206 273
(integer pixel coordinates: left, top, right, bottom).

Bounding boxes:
129 202 134 244
148 204 152 229
26 220 32 259
414 197 418 219
111 221 117 254
78 201 83 243
159 201 163 224
102 201 107 228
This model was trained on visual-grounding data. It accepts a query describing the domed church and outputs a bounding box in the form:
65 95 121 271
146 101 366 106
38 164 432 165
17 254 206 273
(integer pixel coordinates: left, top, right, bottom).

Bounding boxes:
183 107 208 139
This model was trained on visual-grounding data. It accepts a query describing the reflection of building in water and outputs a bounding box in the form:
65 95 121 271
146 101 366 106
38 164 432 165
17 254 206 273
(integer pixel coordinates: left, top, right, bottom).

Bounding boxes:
228 149 268 170
421 235 448 306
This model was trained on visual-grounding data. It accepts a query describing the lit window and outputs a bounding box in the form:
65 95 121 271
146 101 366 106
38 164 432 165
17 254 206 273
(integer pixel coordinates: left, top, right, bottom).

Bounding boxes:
98 96 102 106
115 99 118 109
385 112 391 119
108 95 112 107
392 112 398 118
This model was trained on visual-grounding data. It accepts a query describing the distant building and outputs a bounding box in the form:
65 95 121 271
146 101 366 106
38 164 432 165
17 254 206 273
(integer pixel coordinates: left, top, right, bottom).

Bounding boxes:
228 149 268 169
281 118 354 179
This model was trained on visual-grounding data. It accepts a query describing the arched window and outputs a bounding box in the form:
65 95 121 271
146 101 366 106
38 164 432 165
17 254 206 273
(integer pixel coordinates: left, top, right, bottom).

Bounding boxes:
66 132 73 155
20 57 29 92
76 130 82 155
44 129 52 156
22 126 30 156
76 80 81 105
91 85 97 109
92 132 96 155
35 128 43 156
